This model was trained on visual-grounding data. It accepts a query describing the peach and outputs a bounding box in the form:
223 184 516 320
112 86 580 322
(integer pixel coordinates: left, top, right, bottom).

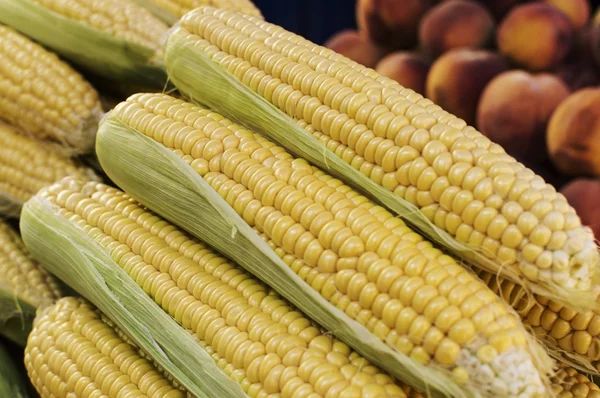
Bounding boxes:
477 71 570 163
543 0 590 30
375 52 430 95
547 88 600 177
324 30 385 68
419 0 495 57
560 179 600 239
497 3 574 71
426 49 509 125
356 0 434 50
447 0 519 20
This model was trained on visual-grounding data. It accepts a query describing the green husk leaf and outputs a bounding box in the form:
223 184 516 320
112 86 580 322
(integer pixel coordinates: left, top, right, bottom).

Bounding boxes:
0 0 168 87
0 194 23 219
19 196 248 398
0 342 30 398
132 0 179 25
163 26 600 313
0 283 35 347
96 116 465 398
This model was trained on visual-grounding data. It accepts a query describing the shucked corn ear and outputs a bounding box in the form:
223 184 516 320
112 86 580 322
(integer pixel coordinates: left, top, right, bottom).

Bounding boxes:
163 7 600 312
476 267 600 376
0 340 30 398
133 0 262 25
25 297 188 398
96 92 554 398
0 218 62 346
0 25 102 154
21 178 423 398
0 123 100 218
550 364 600 397
0 0 169 86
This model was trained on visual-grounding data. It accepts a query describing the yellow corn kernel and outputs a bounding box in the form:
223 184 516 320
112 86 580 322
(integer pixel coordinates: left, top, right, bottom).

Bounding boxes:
25 297 188 398
169 6 600 310
0 219 62 308
476 267 600 375
35 178 413 398
0 25 101 153
0 123 99 216
105 92 553 397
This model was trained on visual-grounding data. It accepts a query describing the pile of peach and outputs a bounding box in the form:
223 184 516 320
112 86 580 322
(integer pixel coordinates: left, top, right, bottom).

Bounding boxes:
326 0 600 240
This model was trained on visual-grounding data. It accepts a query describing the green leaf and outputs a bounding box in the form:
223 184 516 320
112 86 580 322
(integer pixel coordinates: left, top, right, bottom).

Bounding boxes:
0 341 30 398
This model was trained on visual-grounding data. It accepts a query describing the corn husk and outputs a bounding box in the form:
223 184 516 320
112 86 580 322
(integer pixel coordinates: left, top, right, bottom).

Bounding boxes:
96 115 507 398
19 195 248 398
0 342 30 398
163 21 600 313
132 0 264 25
0 283 35 347
0 0 168 87
132 0 180 25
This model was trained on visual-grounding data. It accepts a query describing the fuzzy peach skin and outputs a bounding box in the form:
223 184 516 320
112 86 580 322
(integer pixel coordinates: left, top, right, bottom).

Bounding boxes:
477 70 570 163
498 3 573 71
426 49 509 125
375 51 430 95
560 179 600 240
543 0 590 30
356 0 434 49
419 0 495 57
324 29 385 69
547 88 600 177
443 0 519 20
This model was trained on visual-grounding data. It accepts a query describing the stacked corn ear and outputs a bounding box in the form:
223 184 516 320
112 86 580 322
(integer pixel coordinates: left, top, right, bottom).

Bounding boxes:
25 297 190 398
0 219 62 346
163 7 600 312
0 123 100 218
21 178 426 398
133 0 262 25
94 92 555 398
0 341 30 398
0 0 169 87
0 25 102 154
476 268 600 376
550 364 600 397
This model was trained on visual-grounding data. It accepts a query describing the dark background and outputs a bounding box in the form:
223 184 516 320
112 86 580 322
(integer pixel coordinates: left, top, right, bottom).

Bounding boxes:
253 0 600 45
254 0 358 45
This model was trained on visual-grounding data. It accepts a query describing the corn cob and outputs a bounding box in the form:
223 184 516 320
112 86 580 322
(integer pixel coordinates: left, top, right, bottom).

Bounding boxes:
95 92 554 397
0 341 30 398
21 177 423 398
133 0 262 25
0 25 101 154
0 0 169 86
0 218 62 346
25 297 188 398
550 364 600 397
163 6 600 312
0 123 100 218
476 268 600 376
0 219 61 308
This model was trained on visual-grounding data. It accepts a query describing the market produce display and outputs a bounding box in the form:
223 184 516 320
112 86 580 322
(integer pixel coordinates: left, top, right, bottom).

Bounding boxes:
165 7 599 313
0 0 599 397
